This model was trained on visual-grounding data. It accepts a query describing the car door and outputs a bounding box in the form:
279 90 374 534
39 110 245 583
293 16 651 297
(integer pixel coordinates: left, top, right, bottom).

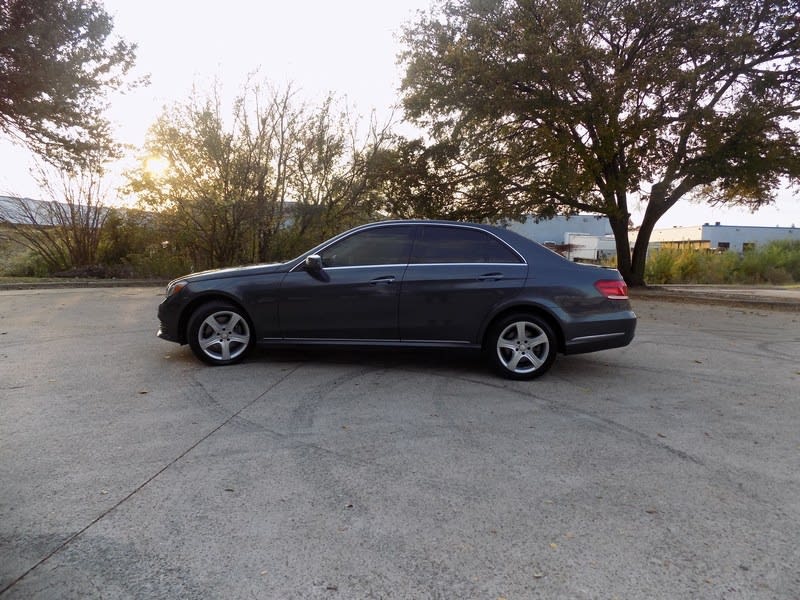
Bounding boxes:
399 224 527 343
278 224 414 340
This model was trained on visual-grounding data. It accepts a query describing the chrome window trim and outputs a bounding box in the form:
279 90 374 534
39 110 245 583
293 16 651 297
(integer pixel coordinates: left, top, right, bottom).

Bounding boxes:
290 262 528 273
404 262 527 268
288 221 528 272
291 262 526 272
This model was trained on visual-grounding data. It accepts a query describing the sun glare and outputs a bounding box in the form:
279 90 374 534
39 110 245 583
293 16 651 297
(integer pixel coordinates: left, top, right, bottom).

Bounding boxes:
144 156 170 178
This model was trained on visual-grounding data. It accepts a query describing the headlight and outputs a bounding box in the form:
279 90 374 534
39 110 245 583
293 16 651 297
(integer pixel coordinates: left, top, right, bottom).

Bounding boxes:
166 280 187 298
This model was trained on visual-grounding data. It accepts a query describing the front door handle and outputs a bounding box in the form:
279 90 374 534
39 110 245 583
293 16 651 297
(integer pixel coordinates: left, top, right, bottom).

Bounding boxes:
370 276 396 285
478 273 504 281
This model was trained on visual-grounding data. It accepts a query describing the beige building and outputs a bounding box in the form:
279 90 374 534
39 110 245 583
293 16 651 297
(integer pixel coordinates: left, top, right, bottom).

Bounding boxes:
633 223 797 253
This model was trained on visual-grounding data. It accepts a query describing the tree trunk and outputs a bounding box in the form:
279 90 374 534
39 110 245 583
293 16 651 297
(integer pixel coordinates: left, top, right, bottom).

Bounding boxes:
629 185 673 286
608 214 634 284
629 211 663 287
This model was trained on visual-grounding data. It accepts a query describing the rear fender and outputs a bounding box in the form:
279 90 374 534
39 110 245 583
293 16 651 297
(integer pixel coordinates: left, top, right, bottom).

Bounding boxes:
478 301 566 353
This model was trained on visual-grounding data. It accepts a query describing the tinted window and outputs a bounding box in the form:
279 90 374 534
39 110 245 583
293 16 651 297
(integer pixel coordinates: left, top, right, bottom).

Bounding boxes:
411 226 522 264
320 226 414 267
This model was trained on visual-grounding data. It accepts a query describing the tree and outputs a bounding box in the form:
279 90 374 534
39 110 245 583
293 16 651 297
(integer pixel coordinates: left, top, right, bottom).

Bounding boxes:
289 98 394 247
369 137 466 219
400 0 800 285
0 0 137 167
128 81 277 269
0 162 110 272
127 79 392 269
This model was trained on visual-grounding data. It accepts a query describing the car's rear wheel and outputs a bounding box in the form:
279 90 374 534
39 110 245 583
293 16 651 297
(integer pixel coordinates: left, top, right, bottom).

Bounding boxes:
486 313 556 380
187 302 253 365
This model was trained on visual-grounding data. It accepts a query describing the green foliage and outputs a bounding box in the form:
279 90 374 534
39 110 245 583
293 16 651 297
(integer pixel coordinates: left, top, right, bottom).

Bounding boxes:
756 240 800 281
644 250 677 285
2 251 50 278
400 0 800 285
644 242 800 284
368 138 464 220
0 234 48 276
125 80 391 270
119 250 192 280
738 241 798 284
96 208 187 278
2 204 191 279
0 0 139 167
100 208 157 265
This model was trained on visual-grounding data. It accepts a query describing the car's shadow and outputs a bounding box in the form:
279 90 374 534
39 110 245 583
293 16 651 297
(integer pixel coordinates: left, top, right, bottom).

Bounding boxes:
170 342 626 383
246 345 492 379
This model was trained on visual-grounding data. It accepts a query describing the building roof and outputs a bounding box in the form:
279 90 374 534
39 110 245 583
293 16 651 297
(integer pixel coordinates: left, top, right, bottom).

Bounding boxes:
0 196 57 226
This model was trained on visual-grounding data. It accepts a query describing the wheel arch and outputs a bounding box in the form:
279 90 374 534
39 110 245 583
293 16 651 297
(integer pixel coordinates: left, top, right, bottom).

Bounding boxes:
178 293 253 345
480 304 565 353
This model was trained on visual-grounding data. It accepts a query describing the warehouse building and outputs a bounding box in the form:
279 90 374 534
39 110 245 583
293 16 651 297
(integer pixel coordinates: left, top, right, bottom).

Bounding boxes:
505 215 798 262
502 214 618 261
644 222 797 253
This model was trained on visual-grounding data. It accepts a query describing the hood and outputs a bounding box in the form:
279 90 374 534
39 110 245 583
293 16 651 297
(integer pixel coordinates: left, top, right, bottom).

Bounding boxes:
170 261 289 285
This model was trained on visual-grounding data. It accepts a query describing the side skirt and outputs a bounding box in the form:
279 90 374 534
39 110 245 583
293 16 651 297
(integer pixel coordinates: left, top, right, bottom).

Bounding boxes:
257 337 481 350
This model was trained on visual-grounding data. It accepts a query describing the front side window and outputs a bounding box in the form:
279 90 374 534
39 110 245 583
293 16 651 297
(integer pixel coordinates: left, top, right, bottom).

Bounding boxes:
411 226 523 264
319 226 414 267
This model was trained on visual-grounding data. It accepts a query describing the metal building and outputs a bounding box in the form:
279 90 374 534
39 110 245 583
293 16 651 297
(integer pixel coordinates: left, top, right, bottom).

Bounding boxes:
646 223 798 253
501 215 616 261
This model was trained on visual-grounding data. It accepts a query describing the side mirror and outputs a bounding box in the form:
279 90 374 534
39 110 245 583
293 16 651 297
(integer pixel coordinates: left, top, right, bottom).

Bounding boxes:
304 254 323 272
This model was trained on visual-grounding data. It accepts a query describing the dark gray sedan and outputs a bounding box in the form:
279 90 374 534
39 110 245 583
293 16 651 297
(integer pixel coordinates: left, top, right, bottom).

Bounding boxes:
157 220 636 379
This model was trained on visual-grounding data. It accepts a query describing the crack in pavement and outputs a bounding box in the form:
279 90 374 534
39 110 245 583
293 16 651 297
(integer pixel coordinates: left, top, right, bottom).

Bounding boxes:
0 364 302 597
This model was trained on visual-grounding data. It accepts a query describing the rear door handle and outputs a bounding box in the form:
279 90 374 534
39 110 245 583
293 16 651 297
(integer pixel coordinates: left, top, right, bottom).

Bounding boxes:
478 273 504 281
370 276 396 285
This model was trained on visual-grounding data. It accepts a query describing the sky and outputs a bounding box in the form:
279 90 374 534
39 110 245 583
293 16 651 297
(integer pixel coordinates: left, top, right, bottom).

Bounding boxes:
1 0 797 229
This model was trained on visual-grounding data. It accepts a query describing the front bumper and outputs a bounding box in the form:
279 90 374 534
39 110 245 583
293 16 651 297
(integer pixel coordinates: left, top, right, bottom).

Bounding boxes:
156 298 183 343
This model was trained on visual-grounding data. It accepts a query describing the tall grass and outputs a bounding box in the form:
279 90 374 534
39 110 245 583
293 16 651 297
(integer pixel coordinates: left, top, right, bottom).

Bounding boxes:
644 240 800 285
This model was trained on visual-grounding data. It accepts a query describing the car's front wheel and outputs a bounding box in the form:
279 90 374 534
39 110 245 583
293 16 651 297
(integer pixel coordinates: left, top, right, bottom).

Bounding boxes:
486 313 557 380
187 301 253 365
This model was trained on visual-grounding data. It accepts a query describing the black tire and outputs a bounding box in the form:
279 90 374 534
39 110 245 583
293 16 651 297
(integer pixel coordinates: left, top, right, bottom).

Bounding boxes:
485 313 557 380
187 301 253 365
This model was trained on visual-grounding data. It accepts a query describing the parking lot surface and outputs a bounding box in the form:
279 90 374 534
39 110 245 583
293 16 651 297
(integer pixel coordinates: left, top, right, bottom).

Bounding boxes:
1 287 798 599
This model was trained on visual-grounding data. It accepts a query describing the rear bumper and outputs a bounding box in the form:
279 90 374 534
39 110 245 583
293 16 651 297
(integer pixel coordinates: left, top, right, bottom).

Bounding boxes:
562 312 637 355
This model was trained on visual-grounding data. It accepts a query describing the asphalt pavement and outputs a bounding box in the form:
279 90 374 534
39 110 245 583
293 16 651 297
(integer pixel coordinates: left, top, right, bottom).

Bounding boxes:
0 287 798 599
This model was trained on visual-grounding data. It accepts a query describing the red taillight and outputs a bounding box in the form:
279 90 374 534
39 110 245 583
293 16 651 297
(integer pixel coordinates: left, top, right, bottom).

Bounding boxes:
595 279 629 300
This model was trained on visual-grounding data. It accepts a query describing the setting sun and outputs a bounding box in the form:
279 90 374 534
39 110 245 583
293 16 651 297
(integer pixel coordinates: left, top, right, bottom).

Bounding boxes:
144 156 170 178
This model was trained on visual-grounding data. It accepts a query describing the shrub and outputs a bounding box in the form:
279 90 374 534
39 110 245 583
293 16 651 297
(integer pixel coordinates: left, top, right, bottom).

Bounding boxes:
122 251 192 279
643 240 800 285
0 247 50 277
671 250 702 282
645 249 677 284
760 240 800 281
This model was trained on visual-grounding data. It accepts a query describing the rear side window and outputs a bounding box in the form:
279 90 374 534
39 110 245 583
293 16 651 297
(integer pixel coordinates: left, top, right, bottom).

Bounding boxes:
320 225 414 267
411 226 523 264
